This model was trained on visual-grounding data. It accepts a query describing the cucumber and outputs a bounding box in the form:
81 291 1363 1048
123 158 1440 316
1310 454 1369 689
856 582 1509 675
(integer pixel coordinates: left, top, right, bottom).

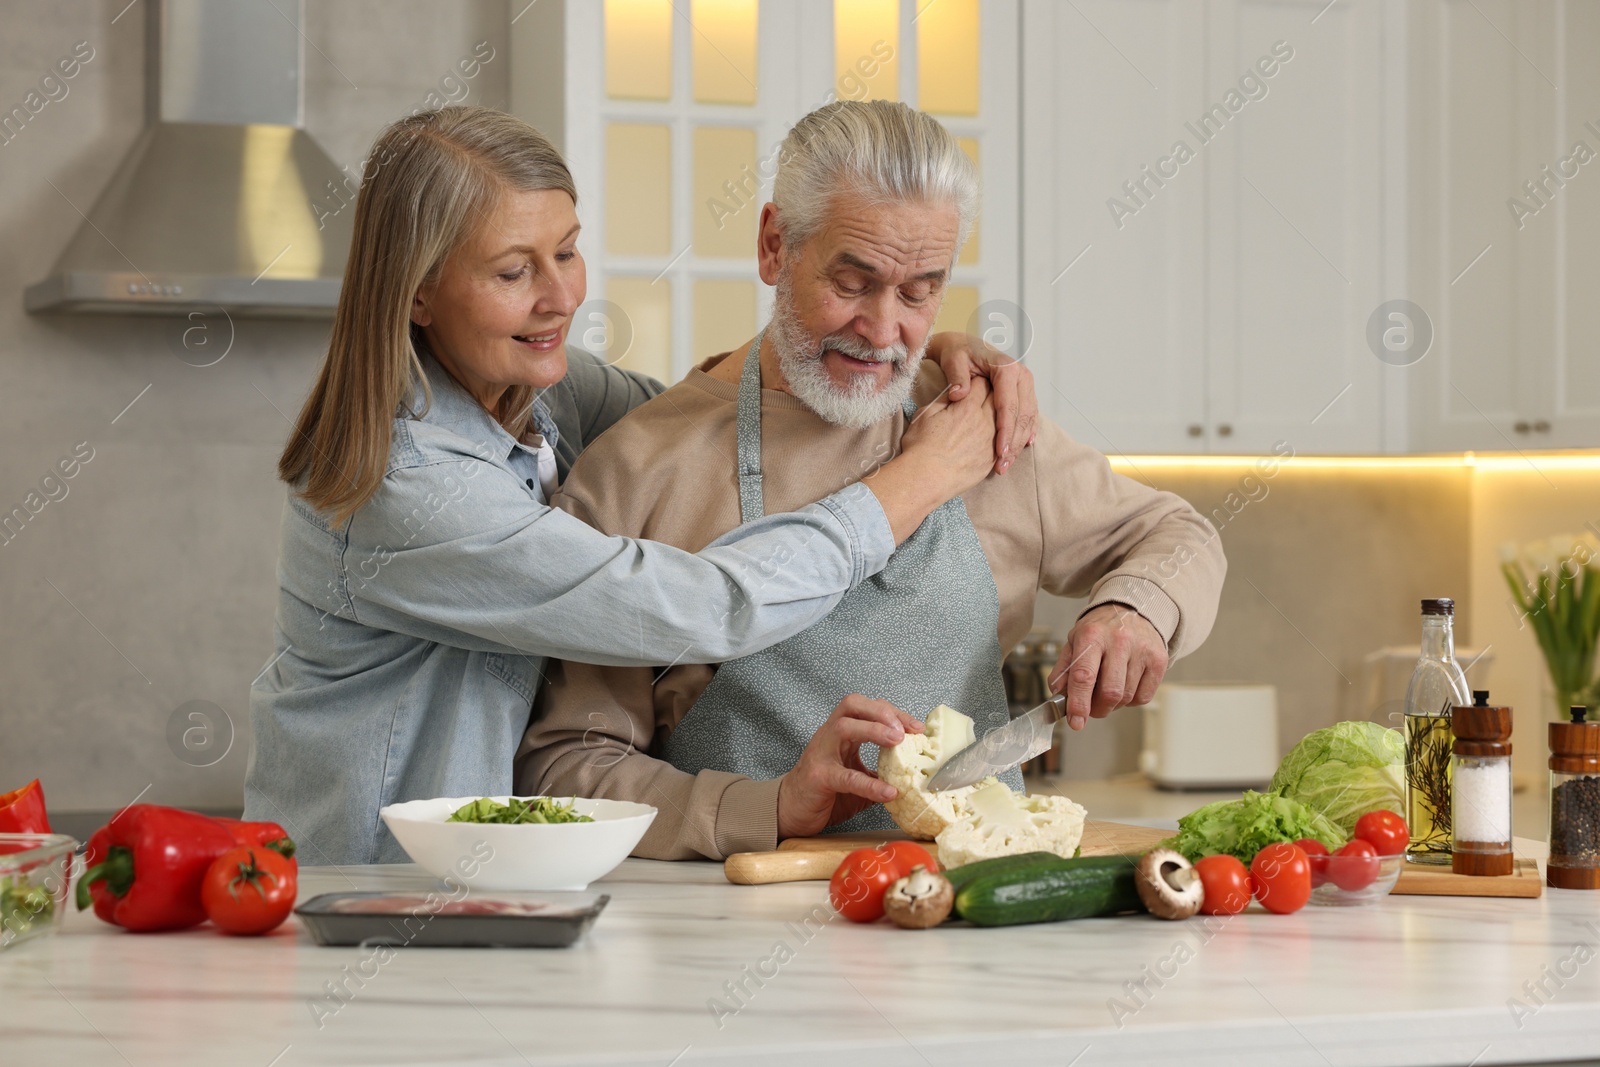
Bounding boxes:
955 855 1146 927
940 851 1064 896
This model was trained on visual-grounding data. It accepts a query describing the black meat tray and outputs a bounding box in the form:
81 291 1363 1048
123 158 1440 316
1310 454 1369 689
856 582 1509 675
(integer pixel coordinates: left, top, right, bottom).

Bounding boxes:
295 890 609 948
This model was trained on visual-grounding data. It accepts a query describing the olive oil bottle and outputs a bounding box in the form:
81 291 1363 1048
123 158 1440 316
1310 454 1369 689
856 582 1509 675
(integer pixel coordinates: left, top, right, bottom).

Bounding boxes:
1403 598 1472 864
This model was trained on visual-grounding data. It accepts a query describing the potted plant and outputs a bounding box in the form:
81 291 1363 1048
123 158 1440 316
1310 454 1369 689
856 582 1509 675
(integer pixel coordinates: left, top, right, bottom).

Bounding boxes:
1501 531 1600 717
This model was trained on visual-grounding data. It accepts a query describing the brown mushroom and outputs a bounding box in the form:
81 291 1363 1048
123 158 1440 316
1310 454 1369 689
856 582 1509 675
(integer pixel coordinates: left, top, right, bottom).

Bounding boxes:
882 865 954 929
1135 848 1204 920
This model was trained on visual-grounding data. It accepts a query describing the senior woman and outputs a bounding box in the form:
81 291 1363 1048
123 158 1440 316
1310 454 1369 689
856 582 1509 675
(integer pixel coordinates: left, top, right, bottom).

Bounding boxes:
245 106 1038 865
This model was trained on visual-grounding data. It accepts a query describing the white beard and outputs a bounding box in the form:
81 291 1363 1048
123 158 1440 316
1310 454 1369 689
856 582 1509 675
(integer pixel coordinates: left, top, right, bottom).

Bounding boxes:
768 266 926 429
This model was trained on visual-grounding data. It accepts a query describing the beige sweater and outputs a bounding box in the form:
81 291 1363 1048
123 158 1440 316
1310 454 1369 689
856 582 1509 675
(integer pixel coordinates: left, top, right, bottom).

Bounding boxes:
514 355 1226 860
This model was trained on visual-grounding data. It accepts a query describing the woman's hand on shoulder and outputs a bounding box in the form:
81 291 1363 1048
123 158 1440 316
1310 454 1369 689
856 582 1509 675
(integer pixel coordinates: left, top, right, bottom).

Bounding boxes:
925 330 1038 474
863 377 997 543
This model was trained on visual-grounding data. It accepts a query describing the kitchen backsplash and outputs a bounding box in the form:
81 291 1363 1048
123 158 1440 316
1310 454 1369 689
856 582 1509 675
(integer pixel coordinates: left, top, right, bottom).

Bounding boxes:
1036 458 1600 793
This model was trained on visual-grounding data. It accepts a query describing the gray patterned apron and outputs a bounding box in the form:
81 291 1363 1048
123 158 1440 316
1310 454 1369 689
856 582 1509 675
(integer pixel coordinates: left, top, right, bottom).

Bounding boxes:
660 332 1021 833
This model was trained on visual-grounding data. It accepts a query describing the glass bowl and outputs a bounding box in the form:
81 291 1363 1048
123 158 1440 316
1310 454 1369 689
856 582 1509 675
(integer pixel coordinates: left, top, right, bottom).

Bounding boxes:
0 833 77 951
1308 851 1403 906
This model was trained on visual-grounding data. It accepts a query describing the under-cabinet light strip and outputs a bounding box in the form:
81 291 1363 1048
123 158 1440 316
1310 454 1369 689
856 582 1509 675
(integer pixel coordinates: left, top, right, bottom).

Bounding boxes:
1104 451 1600 472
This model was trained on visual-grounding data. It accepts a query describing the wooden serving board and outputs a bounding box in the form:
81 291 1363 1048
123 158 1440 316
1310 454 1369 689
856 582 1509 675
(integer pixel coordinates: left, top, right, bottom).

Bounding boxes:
724 821 1167 885
1391 856 1543 897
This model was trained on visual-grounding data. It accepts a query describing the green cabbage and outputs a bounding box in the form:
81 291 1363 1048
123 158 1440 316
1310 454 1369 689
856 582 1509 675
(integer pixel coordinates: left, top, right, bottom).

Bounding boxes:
1269 720 1406 835
1160 790 1344 863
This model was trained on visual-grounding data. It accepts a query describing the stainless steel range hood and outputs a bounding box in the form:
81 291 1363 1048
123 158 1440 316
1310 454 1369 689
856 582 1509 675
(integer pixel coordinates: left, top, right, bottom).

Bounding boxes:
26 0 354 318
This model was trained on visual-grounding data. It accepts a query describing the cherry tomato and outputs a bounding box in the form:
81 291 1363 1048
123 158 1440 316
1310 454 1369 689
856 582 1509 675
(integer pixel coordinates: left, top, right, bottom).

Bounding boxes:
201 846 298 935
1193 854 1253 915
1294 838 1330 888
828 842 937 923
1354 810 1409 856
1329 839 1380 891
1250 842 1311 914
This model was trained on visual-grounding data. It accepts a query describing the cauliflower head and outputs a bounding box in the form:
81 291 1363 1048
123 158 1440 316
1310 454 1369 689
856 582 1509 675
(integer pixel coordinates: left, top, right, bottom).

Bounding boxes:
935 780 1089 869
880 704 979 839
882 704 1091 862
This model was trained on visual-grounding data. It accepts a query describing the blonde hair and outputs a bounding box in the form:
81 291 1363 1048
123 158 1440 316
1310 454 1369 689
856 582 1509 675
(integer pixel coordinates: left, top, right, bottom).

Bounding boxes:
279 106 577 521
771 99 978 251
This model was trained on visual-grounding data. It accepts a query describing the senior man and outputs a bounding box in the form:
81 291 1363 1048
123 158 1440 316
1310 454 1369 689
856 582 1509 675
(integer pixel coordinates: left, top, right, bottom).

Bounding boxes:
515 101 1226 860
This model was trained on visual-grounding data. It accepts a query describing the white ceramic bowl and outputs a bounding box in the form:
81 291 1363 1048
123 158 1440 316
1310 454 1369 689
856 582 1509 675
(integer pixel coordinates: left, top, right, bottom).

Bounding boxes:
380 796 656 891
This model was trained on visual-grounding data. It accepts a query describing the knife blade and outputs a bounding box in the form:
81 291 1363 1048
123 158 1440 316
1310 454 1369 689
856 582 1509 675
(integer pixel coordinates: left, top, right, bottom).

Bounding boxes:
924 694 1069 793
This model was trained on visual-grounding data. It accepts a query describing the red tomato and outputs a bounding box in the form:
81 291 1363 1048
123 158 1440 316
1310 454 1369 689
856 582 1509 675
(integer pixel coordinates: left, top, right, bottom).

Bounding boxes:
827 842 936 923
1294 838 1330 888
1354 810 1409 856
877 841 939 876
1329 839 1380 891
1250 843 1311 914
201 847 298 935
1193 854 1253 915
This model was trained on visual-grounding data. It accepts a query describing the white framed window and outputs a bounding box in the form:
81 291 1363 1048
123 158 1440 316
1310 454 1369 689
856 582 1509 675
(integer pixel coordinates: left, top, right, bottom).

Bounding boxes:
515 0 1019 383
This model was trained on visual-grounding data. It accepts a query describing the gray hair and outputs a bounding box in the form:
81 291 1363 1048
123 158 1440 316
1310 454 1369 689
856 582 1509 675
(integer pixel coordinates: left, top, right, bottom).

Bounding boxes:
280 106 577 520
771 100 979 253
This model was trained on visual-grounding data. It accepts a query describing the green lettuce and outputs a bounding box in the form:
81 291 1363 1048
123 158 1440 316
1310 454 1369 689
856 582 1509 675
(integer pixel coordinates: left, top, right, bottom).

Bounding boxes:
1269 720 1405 835
446 797 593 825
1160 790 1344 863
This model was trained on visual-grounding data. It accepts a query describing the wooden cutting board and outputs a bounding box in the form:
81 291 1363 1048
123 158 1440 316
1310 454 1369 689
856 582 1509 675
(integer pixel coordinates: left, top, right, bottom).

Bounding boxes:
725 823 1545 897
724 821 1166 884
1390 856 1543 897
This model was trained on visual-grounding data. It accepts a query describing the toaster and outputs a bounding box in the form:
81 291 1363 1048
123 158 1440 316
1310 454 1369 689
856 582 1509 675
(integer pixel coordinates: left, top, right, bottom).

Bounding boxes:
1139 683 1280 790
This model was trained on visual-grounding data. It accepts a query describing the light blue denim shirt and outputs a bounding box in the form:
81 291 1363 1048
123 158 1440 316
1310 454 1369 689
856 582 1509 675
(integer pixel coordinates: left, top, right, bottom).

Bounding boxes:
244 346 894 865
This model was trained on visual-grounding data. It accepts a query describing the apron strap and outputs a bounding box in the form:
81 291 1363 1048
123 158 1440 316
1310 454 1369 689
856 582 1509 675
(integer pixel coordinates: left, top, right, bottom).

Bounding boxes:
734 330 920 526
735 332 766 524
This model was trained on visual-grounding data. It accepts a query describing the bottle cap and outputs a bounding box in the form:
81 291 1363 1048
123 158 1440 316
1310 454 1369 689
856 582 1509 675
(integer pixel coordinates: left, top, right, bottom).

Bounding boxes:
1474 691 1490 706
1549 710 1600 771
1421 598 1456 616
1452 699 1511 752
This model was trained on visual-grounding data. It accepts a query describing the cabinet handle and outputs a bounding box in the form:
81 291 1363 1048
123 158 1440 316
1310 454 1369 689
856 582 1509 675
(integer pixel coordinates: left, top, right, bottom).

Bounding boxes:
1217 423 1233 437
1533 420 1551 433
1513 420 1531 434
1187 424 1203 437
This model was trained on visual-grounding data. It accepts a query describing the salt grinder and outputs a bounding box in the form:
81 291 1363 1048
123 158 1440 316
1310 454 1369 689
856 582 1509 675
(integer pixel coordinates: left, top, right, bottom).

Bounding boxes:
1548 706 1600 890
1450 691 1513 877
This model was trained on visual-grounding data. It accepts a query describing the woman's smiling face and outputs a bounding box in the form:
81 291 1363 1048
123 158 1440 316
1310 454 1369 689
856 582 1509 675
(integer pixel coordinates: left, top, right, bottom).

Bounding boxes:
411 187 586 411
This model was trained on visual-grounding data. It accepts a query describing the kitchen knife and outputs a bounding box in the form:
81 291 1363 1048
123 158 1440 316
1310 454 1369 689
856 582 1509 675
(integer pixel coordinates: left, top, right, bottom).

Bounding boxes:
924 694 1068 793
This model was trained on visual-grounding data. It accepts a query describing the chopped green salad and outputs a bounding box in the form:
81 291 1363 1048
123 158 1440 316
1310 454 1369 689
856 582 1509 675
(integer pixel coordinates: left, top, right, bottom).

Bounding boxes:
446 797 594 825
1 876 55 943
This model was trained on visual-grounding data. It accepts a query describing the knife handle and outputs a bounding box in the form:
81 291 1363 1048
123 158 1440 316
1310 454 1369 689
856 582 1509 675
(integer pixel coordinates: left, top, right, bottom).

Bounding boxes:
1043 693 1068 721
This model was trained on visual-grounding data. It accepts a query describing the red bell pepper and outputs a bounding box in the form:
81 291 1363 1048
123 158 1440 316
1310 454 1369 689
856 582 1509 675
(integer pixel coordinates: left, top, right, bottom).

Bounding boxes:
210 815 296 859
75 805 296 932
0 778 51 834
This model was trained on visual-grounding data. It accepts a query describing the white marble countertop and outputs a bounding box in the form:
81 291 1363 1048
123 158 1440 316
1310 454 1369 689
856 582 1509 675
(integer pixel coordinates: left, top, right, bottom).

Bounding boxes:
4 833 1599 1067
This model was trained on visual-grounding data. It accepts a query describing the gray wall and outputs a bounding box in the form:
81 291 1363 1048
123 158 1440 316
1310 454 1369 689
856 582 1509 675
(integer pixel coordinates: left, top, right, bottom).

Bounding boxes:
0 0 509 814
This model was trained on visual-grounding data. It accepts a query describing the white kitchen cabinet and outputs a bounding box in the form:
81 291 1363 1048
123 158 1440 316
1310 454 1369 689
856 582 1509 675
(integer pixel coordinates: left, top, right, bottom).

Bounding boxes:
1405 0 1600 452
1020 0 1209 457
1022 0 1393 455
512 0 1596 452
1202 0 1390 456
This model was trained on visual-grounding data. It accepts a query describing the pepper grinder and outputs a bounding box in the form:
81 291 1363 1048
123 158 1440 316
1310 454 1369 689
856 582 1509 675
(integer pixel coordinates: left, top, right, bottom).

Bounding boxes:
1548 706 1600 890
1450 691 1513 876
